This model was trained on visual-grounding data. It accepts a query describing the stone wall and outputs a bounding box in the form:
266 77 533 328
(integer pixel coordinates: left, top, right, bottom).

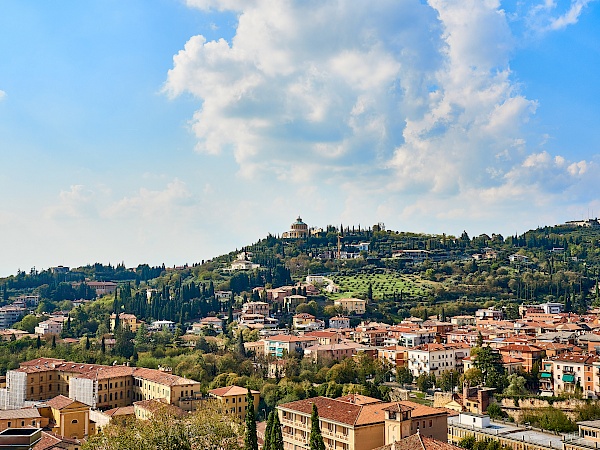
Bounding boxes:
499 397 586 421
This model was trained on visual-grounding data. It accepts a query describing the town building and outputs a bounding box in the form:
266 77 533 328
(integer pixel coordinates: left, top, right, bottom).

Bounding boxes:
109 313 144 333
0 305 25 329
0 358 201 412
407 343 471 378
329 317 351 329
278 396 449 450
448 413 564 450
334 298 366 315
207 385 259 421
34 320 63 336
282 216 309 239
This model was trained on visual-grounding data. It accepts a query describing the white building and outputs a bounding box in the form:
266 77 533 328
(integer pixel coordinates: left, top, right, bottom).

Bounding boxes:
34 320 63 336
329 317 350 329
0 305 25 329
407 343 471 378
150 320 176 332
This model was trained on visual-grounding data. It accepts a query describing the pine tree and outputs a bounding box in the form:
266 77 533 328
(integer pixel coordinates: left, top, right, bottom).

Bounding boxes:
309 403 325 450
271 411 284 450
245 389 258 450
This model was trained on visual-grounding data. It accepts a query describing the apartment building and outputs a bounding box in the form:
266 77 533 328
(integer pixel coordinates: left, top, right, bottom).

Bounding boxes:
329 317 351 329
0 305 25 329
208 385 259 421
109 313 144 333
34 320 63 336
242 301 270 316
542 353 600 397
278 396 448 450
4 358 201 412
264 335 318 358
407 343 471 378
334 298 366 315
497 344 544 372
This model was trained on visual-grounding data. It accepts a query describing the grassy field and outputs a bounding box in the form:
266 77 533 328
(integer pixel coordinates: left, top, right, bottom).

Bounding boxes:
328 272 430 300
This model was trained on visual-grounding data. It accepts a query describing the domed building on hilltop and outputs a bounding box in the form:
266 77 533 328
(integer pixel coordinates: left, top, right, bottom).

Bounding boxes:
282 216 309 239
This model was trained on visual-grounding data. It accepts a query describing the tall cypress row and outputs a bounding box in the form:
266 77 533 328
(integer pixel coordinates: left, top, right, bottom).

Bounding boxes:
245 389 258 450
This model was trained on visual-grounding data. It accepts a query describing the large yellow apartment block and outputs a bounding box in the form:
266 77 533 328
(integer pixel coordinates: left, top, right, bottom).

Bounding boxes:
7 358 201 412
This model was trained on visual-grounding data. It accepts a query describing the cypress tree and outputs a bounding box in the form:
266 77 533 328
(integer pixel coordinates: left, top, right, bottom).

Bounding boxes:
263 411 275 450
36 336 41 349
309 403 325 450
245 389 258 450
238 330 246 357
51 335 56 349
85 336 90 350
271 410 284 450
101 336 106 354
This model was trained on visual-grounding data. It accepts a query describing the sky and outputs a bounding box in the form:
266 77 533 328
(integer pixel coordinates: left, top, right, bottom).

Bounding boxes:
1 0 599 276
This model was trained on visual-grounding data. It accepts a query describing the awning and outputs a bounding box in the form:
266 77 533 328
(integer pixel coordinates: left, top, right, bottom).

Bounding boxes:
562 374 575 383
540 372 552 379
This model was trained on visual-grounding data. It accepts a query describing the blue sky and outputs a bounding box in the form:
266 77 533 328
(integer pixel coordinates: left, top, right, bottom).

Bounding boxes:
1 0 599 276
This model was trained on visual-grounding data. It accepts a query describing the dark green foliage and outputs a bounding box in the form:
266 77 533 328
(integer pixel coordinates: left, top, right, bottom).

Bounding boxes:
458 435 476 449
309 404 325 450
271 410 284 450
245 389 258 450
520 407 577 432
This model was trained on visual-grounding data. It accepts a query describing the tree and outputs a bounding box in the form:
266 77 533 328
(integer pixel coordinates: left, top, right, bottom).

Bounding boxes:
36 336 41 349
309 403 325 450
396 366 413 385
416 373 434 392
458 435 476 450
503 373 527 396
271 409 284 450
101 336 106 354
85 336 91 350
472 346 505 389
51 335 56 348
263 411 275 450
486 402 505 420
245 389 258 450
238 330 246 357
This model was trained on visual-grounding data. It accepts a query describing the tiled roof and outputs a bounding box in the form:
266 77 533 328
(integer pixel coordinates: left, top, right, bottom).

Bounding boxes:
373 433 462 450
0 408 41 420
208 385 260 397
396 401 448 419
278 397 363 425
104 406 135 417
44 395 77 410
336 394 381 405
133 367 198 386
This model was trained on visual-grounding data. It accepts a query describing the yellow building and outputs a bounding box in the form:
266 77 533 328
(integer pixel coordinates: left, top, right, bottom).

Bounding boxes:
133 398 187 420
0 408 46 431
334 298 367 315
39 395 96 439
282 217 309 239
110 313 144 332
6 358 201 412
208 385 260 420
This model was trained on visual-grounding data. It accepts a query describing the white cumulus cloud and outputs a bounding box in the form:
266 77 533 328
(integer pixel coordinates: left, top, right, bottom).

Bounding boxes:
165 0 597 234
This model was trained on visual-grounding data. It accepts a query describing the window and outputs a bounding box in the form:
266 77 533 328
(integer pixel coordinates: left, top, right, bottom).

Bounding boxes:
72 419 78 424
120 392 123 399
7 422 11 428
49 384 52 391
21 421 24 427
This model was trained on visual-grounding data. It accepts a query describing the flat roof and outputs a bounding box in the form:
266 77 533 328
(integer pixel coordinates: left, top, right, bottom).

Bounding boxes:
449 416 565 450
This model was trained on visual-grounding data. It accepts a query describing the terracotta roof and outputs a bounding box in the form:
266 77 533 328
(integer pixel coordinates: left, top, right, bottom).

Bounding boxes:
497 344 543 352
44 395 77 410
104 406 135 417
209 385 260 397
278 397 363 425
0 408 41 420
33 432 81 450
395 401 448 419
336 394 381 405
373 433 462 450
133 367 198 386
